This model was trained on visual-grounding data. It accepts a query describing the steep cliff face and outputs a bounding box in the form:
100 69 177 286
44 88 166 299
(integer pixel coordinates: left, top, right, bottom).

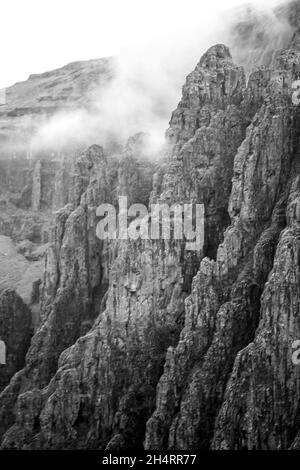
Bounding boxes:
0 42 249 450
0 153 75 243
0 5 300 451
0 289 32 393
0 137 157 448
145 29 300 450
210 44 300 449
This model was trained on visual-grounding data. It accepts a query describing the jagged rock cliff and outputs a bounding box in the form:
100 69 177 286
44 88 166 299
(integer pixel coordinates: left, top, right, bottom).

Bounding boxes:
0 3 299 451
146 31 300 449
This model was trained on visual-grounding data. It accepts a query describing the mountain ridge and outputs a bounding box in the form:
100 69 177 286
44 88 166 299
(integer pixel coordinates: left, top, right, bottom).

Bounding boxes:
0 0 299 451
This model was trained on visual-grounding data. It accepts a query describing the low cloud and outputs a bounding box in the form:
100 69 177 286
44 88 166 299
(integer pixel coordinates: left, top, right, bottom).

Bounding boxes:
30 0 294 157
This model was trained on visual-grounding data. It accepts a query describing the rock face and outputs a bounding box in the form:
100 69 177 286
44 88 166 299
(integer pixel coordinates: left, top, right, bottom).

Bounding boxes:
0 154 75 243
145 28 300 450
0 289 32 392
0 2 299 451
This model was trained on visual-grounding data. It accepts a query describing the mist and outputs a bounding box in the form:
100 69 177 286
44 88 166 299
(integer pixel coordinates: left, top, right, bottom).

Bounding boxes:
29 0 294 156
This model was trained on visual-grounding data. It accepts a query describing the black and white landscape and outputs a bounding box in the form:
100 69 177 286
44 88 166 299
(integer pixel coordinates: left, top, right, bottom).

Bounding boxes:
0 0 299 451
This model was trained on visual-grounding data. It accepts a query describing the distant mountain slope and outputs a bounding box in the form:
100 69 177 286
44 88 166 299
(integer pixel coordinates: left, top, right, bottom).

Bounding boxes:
0 57 114 156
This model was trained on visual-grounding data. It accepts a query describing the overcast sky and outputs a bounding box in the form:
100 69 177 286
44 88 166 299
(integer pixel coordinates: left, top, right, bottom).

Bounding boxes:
0 0 282 89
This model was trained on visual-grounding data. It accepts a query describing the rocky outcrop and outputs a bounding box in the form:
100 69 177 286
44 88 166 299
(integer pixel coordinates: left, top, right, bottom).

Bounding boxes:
212 174 300 450
145 28 300 450
0 137 157 448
